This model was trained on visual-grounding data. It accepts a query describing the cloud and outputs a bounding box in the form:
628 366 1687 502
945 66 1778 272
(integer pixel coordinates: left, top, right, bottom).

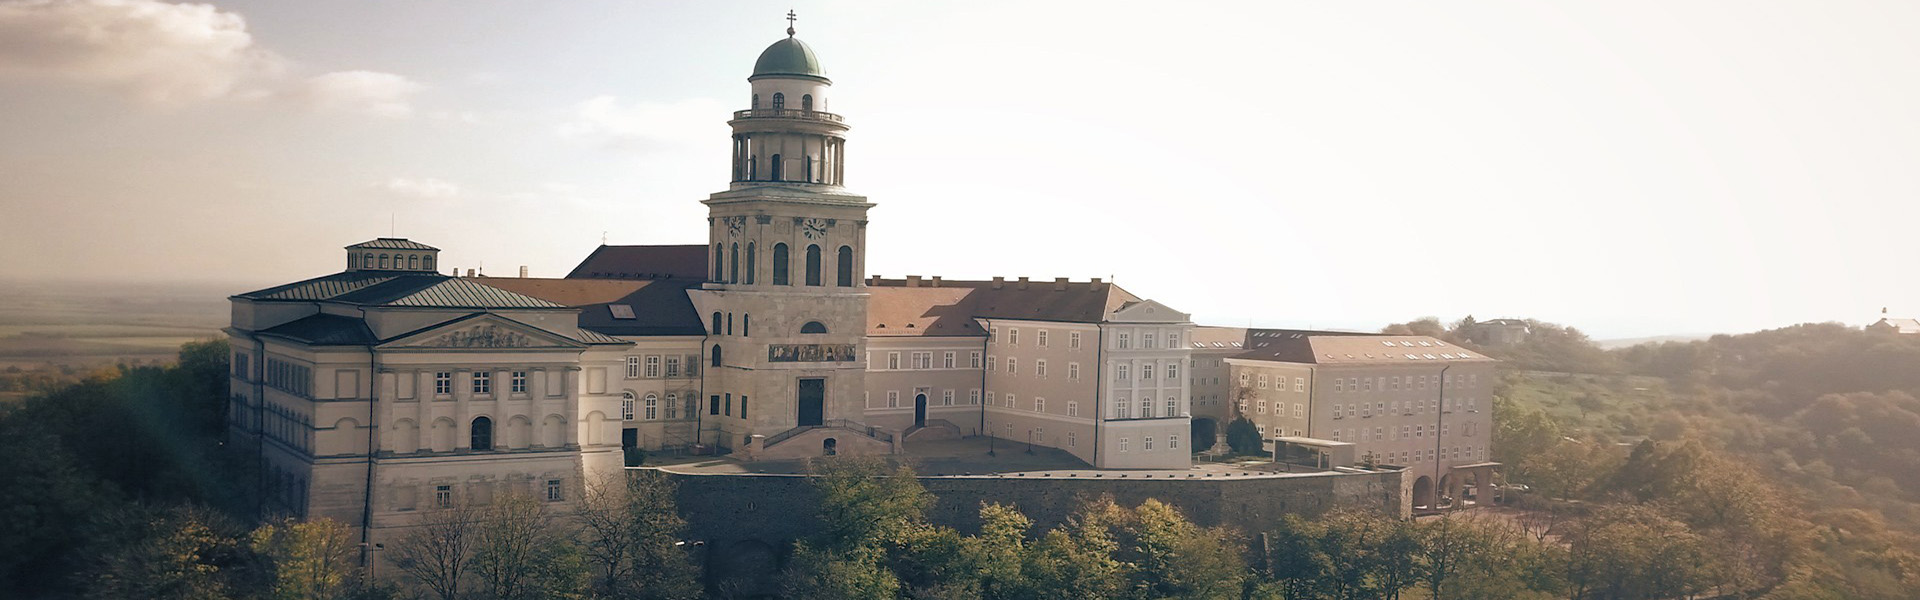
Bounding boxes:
378 177 460 200
0 0 282 103
558 96 728 150
295 70 423 118
0 0 422 116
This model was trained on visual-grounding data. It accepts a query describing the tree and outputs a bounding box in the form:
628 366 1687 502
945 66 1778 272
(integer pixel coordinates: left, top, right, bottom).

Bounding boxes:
76 504 253 600
1564 505 1712 600
780 457 931 599
577 472 701 600
470 493 588 600
250 517 358 600
1225 417 1262 456
1190 418 1218 453
1112 498 1244 599
389 501 479 600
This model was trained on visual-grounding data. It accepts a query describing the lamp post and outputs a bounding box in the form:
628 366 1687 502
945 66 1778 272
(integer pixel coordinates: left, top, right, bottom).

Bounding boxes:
1025 429 1035 455
988 429 996 457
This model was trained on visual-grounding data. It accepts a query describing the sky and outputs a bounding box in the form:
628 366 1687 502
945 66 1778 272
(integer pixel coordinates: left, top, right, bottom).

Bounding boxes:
2 0 1918 339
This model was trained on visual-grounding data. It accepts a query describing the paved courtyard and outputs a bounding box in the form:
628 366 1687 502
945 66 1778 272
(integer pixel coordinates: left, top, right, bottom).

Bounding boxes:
646 436 1368 480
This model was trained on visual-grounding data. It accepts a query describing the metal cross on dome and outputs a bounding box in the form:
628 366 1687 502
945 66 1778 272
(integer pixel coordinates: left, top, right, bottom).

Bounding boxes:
786 10 797 36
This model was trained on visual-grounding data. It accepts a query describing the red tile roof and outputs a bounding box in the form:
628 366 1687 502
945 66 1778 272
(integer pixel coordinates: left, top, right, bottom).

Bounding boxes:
565 244 710 280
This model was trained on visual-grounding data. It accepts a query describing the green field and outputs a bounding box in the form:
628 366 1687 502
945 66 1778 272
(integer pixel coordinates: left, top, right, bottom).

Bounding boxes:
0 280 232 369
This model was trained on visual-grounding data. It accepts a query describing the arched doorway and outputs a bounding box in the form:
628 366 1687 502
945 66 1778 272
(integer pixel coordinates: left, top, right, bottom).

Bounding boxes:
914 393 928 427
1413 475 1434 510
822 437 838 456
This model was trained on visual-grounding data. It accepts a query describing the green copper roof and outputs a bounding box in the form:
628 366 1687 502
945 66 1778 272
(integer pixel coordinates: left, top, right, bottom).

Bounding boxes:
752 37 827 81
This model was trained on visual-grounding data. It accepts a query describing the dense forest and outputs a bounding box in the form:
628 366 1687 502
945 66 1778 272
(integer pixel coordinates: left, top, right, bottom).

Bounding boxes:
6 320 1920 598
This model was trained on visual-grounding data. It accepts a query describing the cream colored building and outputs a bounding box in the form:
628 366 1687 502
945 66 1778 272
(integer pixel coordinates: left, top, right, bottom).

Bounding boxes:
227 27 1208 532
1226 330 1498 508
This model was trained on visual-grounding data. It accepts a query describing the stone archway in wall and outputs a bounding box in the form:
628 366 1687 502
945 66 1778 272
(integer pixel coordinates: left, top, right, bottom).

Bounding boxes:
914 393 928 427
1413 475 1434 510
1438 473 1457 508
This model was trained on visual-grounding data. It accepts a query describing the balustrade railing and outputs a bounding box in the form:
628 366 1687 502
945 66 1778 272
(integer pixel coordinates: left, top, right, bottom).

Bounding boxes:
762 418 893 447
732 108 844 123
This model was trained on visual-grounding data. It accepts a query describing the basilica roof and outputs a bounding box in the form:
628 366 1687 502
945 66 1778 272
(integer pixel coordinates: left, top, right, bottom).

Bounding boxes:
752 37 826 81
234 272 562 309
482 277 708 337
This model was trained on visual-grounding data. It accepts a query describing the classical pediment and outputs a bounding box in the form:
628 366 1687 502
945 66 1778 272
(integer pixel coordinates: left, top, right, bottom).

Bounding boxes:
380 314 588 351
1107 299 1191 324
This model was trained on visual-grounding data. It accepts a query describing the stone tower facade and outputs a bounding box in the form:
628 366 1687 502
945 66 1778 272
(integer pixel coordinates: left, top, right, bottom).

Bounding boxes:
689 27 878 454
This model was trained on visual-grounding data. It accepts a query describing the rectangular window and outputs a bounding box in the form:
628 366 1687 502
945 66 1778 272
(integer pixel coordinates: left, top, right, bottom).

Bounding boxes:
1294 403 1304 418
626 356 640 379
1166 398 1176 416
1294 377 1305 391
545 479 563 502
1258 400 1268 414
887 391 900 408
1005 393 1016 408
665 356 681 378
646 395 659 420
1070 331 1082 349
1068 401 1079 417
435 485 453 508
644 356 661 378
1068 431 1076 447
434 372 452 396
1007 358 1017 374
1259 374 1269 389
970 389 981 405
1117 364 1130 380
1069 362 1080 380
1167 364 1178 381
1145 436 1156 451
1143 333 1155 349
1119 437 1130 452
1035 397 1046 413
1115 403 1130 419
1036 360 1047 378
914 352 932 369
1170 434 1180 449
1009 328 1019 346
986 391 996 406
942 389 954 405
1334 378 1345 392
989 326 998 343
1332 403 1343 419
1362 378 1373 391
987 355 996 372
1239 373 1250 387
1038 330 1049 347
943 351 956 369
1117 333 1130 349
622 395 636 420
510 371 528 394
970 352 982 369
710 395 720 415
724 393 732 416
1141 364 1153 380
887 352 901 370
473 372 492 395
1169 333 1180 347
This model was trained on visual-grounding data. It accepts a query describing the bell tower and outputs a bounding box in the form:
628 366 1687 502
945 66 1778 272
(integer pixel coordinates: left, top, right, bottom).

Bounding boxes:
692 16 877 455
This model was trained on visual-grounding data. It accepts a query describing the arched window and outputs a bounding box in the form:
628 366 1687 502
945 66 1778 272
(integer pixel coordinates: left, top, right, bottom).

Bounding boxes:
804 244 822 286
470 416 493 451
644 393 658 420
727 312 734 335
745 242 756 284
408 255 419 270
621 392 635 421
711 345 723 368
806 156 814 182
711 312 722 335
712 243 723 281
836 246 854 287
364 253 374 268
801 321 828 334
744 314 751 336
748 156 756 180
752 93 760 109
801 94 813 111
379 254 390 269
772 92 785 111
424 255 435 271
772 243 790 285
729 243 740 283
771 154 783 181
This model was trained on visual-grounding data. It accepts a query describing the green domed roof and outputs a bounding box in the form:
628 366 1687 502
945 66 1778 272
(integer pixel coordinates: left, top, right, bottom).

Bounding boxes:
752 37 827 81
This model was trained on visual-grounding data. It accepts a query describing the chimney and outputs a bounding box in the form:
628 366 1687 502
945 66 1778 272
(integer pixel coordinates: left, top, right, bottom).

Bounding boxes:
519 265 529 278
930 276 942 288
991 276 1005 289
1017 276 1030 290
907 275 922 288
1053 277 1068 291
466 268 476 277
869 274 881 286
1090 277 1104 290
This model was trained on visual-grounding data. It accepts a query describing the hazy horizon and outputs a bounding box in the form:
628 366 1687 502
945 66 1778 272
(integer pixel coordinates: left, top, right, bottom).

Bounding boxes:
5 1 1919 339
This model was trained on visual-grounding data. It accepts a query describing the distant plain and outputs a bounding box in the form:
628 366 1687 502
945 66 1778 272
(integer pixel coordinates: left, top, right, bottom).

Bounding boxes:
0 280 234 369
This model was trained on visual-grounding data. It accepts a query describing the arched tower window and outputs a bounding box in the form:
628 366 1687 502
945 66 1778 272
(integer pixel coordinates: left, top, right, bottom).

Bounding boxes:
772 243 790 285
801 94 813 111
712 243 723 280
745 242 756 284
801 321 828 334
424 255 435 271
711 312 722 335
752 93 760 109
470 416 493 451
771 154 783 181
837 246 854 287
727 312 734 335
711 345 723 368
805 244 822 286
744 314 751 336
806 156 814 182
772 92 785 111
729 243 740 283
408 255 419 270
379 254 390 269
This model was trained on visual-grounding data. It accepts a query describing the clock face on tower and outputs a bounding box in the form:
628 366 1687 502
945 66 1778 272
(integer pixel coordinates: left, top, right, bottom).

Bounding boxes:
726 216 745 237
801 218 829 240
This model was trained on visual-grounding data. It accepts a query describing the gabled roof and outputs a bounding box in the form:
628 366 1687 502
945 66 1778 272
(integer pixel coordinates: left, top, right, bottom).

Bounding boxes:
1869 317 1920 333
236 272 562 309
346 238 438 251
1233 334 1496 365
486 277 707 337
867 287 986 337
566 244 710 280
257 314 377 346
868 278 1139 324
